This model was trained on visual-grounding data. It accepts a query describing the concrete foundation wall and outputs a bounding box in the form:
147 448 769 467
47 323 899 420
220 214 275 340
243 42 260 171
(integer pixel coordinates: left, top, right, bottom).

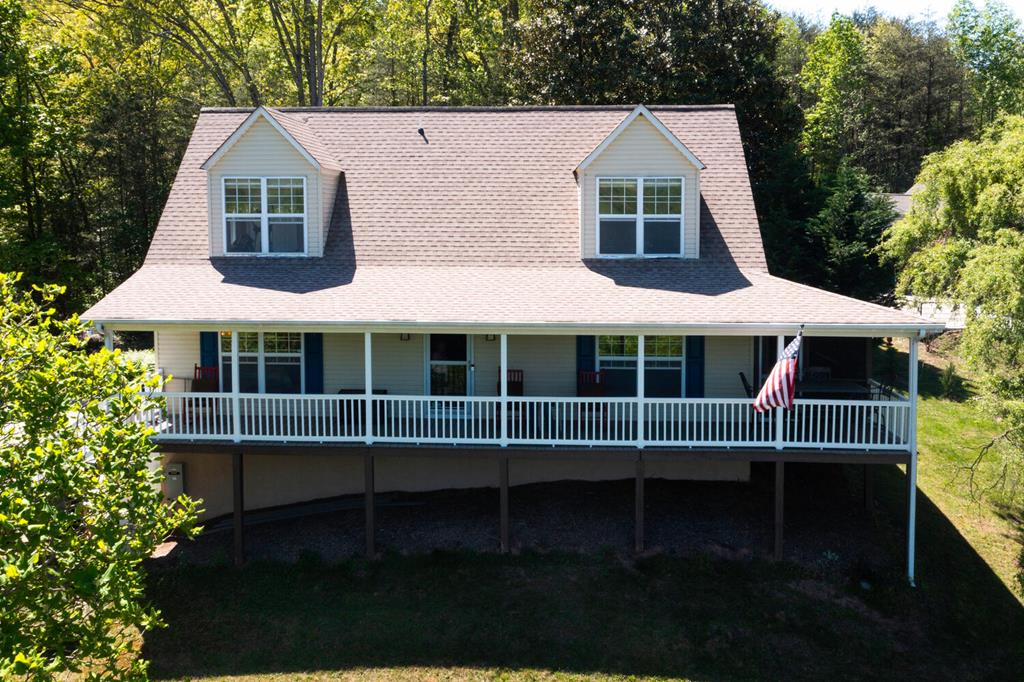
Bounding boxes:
163 451 750 520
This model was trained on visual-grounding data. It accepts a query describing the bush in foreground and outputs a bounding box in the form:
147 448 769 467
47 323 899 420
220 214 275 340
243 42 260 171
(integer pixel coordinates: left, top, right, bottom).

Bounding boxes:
0 272 199 679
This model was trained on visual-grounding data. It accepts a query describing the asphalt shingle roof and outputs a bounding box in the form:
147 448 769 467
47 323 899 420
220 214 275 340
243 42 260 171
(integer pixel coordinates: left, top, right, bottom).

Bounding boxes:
85 105 936 333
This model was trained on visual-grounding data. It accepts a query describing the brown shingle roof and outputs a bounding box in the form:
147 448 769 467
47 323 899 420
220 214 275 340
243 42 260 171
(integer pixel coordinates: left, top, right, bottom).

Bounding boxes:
85 105 937 333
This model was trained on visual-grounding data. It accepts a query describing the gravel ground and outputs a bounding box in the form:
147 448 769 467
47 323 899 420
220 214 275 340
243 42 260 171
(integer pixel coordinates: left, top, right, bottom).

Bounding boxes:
157 462 897 572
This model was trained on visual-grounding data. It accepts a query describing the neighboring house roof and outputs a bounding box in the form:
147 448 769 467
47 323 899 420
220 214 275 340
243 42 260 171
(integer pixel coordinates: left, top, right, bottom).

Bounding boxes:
884 183 925 218
85 105 937 334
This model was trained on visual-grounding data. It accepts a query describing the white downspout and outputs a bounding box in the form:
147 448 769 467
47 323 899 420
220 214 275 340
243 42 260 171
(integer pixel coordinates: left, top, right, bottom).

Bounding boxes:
907 334 919 586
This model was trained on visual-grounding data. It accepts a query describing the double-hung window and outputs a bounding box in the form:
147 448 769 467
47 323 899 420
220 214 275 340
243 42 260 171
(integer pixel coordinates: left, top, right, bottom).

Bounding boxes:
596 335 685 397
597 177 683 257
220 332 304 394
224 177 306 255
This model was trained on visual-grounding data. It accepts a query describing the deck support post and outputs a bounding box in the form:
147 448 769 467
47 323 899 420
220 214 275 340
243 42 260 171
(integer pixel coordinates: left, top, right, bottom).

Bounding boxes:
775 335 785 450
500 334 508 447
232 451 244 567
635 456 645 553
364 452 375 558
863 464 873 511
499 457 509 553
773 461 784 561
230 331 241 443
907 335 919 586
364 332 373 444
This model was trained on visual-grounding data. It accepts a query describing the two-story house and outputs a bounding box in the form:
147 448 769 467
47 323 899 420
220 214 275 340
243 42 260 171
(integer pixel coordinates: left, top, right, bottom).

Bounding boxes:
84 104 941 580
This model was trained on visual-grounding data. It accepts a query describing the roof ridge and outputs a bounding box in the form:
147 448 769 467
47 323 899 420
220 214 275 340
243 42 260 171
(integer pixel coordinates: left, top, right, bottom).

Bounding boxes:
198 104 737 114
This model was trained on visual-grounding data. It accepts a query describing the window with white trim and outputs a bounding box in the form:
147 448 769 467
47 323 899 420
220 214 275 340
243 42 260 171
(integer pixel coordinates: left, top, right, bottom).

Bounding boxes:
597 335 685 398
224 177 306 255
220 332 304 394
597 177 683 257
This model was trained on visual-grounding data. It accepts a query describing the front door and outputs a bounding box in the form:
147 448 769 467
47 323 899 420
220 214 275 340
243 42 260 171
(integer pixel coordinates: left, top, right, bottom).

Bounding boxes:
429 334 472 396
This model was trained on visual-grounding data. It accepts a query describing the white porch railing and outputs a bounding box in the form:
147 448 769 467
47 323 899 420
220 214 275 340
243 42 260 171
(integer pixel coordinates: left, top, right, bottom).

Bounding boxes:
144 392 912 452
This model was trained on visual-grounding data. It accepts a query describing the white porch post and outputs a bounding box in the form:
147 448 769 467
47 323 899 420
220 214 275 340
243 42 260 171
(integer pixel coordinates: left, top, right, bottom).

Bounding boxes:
500 334 508 446
364 332 373 444
231 331 241 443
637 334 645 447
102 327 114 351
907 334 919 585
775 335 784 450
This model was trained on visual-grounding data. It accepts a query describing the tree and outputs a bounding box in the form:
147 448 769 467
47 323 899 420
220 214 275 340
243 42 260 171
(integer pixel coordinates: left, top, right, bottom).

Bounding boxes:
799 13 868 179
0 272 199 678
805 161 897 302
860 17 972 191
948 0 1024 125
881 115 1024 480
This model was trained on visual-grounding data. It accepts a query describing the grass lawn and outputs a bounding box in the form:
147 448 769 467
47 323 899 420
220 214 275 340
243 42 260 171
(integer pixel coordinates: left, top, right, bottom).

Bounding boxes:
144 338 1024 681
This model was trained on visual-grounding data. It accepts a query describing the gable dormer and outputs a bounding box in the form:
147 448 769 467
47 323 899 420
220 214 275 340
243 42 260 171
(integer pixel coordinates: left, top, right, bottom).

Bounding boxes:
202 107 341 258
577 105 704 260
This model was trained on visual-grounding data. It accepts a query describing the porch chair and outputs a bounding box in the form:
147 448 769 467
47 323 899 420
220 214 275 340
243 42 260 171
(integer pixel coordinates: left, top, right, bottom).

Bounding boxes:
576 370 605 397
739 372 754 398
185 365 222 434
496 368 525 396
576 370 610 438
192 364 220 392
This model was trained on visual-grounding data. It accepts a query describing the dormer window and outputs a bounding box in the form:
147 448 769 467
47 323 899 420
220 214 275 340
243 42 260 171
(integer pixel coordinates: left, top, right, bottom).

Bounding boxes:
224 177 306 255
597 177 684 257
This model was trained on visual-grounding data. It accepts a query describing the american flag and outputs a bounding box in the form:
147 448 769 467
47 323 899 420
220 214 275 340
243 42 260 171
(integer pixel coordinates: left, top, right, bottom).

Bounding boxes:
753 332 803 413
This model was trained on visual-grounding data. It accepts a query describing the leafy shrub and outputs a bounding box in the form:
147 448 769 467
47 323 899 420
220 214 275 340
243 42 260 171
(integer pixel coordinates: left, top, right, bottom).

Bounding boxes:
0 273 199 679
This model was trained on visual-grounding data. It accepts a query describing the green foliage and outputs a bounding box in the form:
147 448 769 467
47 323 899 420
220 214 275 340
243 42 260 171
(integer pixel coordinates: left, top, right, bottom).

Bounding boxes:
882 113 1024 497
799 13 868 178
948 0 1024 124
0 272 199 679
940 361 960 399
805 161 897 301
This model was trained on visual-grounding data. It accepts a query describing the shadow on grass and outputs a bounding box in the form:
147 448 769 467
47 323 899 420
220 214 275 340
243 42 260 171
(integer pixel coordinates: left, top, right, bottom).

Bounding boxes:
873 341 973 401
144 466 1024 681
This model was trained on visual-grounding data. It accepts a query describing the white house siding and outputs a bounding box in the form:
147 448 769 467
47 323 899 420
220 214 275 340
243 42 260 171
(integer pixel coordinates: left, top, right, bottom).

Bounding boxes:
155 328 200 392
703 336 753 398
508 335 577 397
580 115 701 259
374 333 426 395
323 332 364 393
206 117 324 257
162 451 749 520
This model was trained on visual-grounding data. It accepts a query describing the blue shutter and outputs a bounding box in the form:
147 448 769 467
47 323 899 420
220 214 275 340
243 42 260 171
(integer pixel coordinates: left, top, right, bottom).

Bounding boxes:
576 336 596 372
200 332 219 368
685 336 705 398
304 333 324 394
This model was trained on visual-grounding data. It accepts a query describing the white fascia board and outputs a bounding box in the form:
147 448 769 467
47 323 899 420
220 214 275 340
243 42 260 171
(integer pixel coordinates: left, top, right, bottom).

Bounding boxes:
200 107 321 171
576 104 706 172
93 319 944 338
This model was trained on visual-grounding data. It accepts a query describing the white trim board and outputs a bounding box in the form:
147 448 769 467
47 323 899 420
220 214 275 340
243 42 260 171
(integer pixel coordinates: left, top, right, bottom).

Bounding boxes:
201 107 321 171
576 105 706 172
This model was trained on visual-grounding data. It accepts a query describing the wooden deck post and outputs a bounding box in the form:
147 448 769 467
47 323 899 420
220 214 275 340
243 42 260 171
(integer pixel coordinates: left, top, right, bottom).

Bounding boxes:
635 456 645 553
232 451 245 567
863 464 873 511
364 452 375 558
499 457 509 553
773 461 784 561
